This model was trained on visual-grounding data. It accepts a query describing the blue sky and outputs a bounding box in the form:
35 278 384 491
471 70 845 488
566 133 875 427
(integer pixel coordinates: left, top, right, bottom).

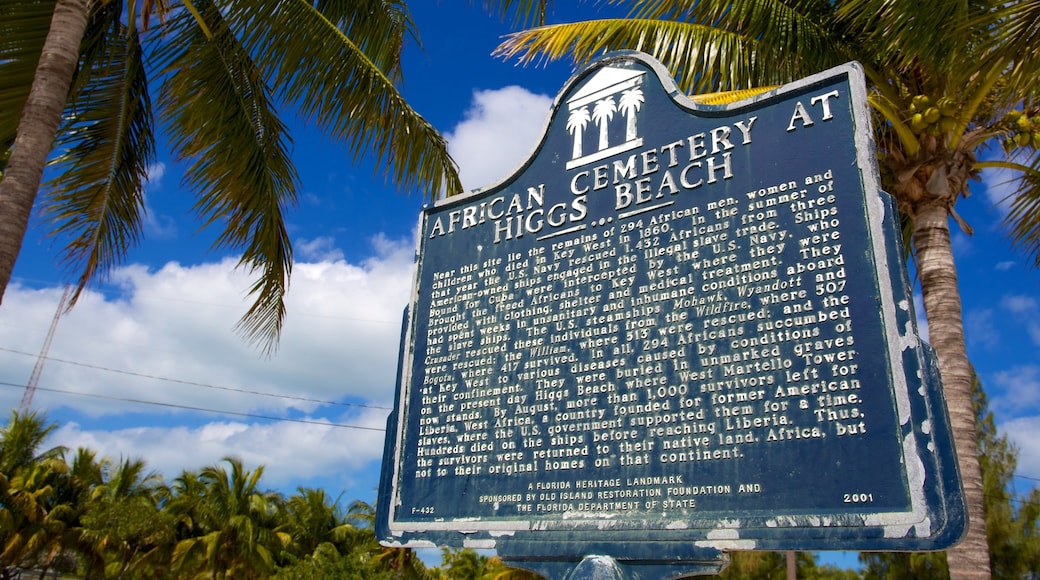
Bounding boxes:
2 1 1039 569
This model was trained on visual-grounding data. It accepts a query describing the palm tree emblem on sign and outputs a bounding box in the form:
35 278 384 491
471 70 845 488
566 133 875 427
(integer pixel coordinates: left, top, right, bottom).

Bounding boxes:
567 107 592 158
564 67 646 169
619 88 645 141
592 97 617 150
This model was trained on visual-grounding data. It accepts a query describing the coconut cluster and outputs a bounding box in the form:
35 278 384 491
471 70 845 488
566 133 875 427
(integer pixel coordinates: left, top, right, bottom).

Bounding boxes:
1005 110 1040 149
907 95 958 136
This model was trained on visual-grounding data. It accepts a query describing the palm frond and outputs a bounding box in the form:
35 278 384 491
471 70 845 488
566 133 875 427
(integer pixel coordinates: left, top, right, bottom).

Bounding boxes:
690 86 777 105
0 0 58 167
495 0 867 93
41 0 154 304
835 0 995 81
496 17 827 94
975 0 1040 101
478 0 553 28
632 0 850 73
315 0 416 82
868 92 922 158
226 0 462 200
0 410 62 474
154 0 296 355
1001 155 1040 267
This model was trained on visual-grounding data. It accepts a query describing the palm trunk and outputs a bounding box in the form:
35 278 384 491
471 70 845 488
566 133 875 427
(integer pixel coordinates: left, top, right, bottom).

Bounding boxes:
0 0 89 301
912 203 990 578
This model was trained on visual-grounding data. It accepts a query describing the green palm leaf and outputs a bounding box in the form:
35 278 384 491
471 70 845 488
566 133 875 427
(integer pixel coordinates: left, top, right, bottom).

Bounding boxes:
977 0 1040 101
497 17 811 94
155 0 296 355
0 0 58 174
1003 160 1040 267
496 0 860 94
315 0 414 82
41 0 154 306
834 0 981 78
170 458 283 577
227 0 462 200
480 0 552 28
631 0 853 76
0 410 63 475
689 86 777 104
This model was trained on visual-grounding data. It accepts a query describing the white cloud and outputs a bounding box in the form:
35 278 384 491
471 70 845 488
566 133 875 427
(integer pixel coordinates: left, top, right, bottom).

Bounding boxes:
950 230 975 259
1002 294 1038 315
1030 324 1040 348
51 408 388 491
0 235 414 495
142 162 178 239
980 166 1021 214
1001 415 1040 482
0 84 559 500
990 365 1040 420
446 86 554 192
965 307 1000 350
146 162 166 185
297 236 345 262
1000 293 1040 348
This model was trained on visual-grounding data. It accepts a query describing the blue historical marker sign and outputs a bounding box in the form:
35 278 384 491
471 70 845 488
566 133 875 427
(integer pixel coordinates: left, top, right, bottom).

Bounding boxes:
377 52 964 574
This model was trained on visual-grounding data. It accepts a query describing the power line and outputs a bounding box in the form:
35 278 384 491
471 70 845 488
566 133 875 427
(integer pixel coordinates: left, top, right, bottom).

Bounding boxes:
0 346 391 411
0 381 386 432
8 295 1040 486
11 375 1040 486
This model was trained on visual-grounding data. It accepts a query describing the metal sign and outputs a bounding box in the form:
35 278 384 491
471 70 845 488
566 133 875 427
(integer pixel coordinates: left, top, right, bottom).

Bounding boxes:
377 52 964 575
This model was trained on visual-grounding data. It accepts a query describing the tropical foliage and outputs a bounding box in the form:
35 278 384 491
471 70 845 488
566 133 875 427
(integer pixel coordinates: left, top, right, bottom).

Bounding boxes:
438 547 544 579
718 551 860 580
0 0 463 354
0 410 536 579
490 1 1040 577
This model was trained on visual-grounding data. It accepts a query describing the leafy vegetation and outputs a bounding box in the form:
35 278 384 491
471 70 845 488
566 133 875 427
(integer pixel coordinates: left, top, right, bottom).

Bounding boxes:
0 410 437 579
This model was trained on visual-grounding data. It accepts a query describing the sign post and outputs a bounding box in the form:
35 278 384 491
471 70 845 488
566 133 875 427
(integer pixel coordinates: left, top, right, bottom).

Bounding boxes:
377 52 964 578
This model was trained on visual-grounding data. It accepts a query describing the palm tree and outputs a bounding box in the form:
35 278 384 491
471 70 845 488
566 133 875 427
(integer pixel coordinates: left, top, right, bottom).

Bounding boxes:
281 488 356 559
492 2 1040 577
347 500 433 579
0 413 82 577
168 457 287 579
439 547 488 579
0 411 62 573
0 459 77 575
78 456 171 578
0 410 64 476
0 0 463 354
